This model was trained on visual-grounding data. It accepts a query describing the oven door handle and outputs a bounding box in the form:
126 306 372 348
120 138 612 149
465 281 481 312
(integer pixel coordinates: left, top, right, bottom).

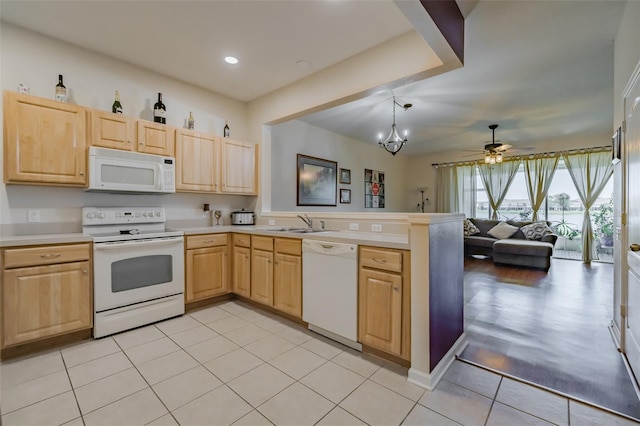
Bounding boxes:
94 236 183 250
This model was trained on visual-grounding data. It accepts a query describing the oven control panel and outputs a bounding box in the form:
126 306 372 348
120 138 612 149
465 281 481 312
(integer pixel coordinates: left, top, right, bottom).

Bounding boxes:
82 207 166 225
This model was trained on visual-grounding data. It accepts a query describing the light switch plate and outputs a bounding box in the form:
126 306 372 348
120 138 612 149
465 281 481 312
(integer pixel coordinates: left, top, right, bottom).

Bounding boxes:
349 223 359 231
371 223 383 232
28 209 41 223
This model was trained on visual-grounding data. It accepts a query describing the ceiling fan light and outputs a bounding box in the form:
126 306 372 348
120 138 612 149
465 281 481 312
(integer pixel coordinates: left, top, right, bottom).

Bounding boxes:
496 153 503 163
484 153 491 163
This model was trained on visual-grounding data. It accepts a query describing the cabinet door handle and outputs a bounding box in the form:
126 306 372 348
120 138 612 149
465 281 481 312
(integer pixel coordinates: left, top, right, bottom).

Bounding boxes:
268 260 271 264
127 140 132 144
244 255 249 259
40 253 61 259
393 286 399 291
79 171 84 176
139 141 144 145
83 269 88 274
373 258 387 264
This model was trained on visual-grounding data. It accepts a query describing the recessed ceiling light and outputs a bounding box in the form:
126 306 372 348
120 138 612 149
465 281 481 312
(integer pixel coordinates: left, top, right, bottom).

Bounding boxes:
224 56 238 65
296 59 313 69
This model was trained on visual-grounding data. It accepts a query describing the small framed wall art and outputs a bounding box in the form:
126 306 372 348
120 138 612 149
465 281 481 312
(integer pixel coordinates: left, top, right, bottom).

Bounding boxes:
340 188 351 204
339 168 351 184
612 127 621 165
364 168 385 208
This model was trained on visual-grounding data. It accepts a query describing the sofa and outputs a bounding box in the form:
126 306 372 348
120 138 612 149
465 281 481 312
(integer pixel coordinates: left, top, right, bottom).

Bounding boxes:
464 218 558 271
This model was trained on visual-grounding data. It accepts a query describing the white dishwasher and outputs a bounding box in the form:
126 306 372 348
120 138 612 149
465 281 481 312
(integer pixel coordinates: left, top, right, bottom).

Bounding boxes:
302 239 361 351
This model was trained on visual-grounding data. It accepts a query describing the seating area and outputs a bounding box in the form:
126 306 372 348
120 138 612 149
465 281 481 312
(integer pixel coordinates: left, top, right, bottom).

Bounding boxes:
464 218 558 271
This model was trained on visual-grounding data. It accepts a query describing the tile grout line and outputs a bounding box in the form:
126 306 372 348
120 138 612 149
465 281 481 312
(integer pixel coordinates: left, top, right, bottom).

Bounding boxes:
60 348 87 426
111 335 180 426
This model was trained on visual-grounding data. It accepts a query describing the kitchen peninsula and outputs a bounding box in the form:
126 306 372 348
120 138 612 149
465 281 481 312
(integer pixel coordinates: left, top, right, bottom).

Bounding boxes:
0 212 465 390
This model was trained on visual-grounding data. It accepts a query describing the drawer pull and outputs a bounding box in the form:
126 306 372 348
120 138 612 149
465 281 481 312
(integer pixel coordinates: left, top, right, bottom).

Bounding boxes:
372 258 387 264
40 253 61 259
631 244 640 252
203 240 215 244
321 244 334 249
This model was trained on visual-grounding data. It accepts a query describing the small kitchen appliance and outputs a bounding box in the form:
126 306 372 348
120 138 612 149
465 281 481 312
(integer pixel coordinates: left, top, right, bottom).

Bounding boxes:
230 209 255 225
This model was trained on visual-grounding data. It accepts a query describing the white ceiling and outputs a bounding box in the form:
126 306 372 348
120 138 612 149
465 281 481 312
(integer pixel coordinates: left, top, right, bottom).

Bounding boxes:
0 0 627 157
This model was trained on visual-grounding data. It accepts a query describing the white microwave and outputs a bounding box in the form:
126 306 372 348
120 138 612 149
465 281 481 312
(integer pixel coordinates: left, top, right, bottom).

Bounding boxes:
87 147 176 194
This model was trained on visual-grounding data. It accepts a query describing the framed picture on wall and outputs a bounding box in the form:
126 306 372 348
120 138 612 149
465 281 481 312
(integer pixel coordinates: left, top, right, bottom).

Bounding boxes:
340 189 351 204
339 168 351 184
612 127 621 165
297 154 337 206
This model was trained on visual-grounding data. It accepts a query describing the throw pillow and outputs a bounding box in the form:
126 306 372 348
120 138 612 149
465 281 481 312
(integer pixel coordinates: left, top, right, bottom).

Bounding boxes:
521 221 553 240
463 219 480 236
487 221 519 239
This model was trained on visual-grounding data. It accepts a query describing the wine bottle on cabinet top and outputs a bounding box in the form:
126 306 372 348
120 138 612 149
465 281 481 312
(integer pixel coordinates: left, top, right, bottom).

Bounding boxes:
223 121 230 137
55 74 67 102
112 90 123 114
153 92 166 124
187 112 195 130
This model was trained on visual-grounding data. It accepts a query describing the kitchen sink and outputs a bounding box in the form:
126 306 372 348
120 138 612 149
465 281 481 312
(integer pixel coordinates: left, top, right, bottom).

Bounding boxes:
262 227 328 233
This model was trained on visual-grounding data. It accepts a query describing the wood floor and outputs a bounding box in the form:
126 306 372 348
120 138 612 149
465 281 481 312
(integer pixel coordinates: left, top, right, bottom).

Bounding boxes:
460 257 640 420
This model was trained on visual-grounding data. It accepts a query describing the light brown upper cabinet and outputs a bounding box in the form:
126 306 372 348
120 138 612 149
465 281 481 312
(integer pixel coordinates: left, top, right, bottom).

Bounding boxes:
221 138 257 195
89 110 174 157
4 91 87 186
175 129 220 192
174 132 257 195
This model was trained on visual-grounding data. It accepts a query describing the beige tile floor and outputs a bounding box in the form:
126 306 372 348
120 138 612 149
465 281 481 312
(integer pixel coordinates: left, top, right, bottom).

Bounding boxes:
0 300 637 426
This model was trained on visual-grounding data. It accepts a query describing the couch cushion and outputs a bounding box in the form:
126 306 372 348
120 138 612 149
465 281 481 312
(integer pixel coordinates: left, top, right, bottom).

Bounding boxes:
464 236 497 249
521 222 554 240
469 218 501 237
488 222 519 239
493 239 553 257
464 219 480 236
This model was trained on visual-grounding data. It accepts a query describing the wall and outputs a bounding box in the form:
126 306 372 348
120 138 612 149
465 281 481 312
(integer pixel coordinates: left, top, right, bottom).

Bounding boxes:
0 24 253 234
270 120 411 212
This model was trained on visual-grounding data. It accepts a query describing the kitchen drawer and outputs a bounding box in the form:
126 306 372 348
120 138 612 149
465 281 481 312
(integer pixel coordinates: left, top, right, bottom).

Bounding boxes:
232 233 251 248
275 238 301 256
4 244 91 269
187 234 228 249
252 235 273 252
359 246 402 273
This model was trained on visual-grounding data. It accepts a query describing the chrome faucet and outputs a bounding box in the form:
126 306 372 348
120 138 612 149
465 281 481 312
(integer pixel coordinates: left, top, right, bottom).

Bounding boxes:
298 214 313 229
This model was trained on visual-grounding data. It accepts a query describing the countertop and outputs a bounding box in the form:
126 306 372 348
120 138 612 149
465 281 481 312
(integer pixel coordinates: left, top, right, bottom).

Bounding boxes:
172 225 410 250
0 226 409 250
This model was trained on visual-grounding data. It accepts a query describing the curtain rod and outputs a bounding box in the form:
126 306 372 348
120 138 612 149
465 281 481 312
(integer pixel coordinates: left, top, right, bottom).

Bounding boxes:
431 145 612 167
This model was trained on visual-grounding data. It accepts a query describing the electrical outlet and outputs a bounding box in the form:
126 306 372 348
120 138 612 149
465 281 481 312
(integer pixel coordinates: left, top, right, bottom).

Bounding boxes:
268 219 276 225
349 223 359 231
371 223 383 232
28 209 41 223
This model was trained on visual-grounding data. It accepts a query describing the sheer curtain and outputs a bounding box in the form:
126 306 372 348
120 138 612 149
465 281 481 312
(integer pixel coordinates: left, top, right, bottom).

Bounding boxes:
435 165 455 213
477 159 522 219
435 164 476 217
563 150 613 262
524 155 559 221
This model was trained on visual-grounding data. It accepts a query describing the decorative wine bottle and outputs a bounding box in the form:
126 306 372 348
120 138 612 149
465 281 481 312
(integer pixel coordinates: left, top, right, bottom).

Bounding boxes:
112 90 123 114
153 92 166 124
55 74 67 102
223 120 230 137
187 112 195 130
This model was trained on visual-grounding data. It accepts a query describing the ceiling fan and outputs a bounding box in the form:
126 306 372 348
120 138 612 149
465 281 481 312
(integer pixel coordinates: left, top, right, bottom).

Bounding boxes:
464 124 533 163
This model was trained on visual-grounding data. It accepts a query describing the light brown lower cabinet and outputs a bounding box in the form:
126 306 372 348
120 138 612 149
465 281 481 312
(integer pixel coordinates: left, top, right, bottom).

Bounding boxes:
273 239 302 317
2 243 92 348
232 234 251 298
250 236 302 318
185 234 229 303
358 246 411 361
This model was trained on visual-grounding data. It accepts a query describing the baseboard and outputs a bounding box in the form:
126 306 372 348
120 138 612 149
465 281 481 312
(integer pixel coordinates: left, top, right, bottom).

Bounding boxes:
408 332 468 390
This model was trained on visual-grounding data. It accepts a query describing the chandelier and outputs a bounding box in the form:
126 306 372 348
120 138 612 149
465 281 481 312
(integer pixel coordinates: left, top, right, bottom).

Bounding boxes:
378 96 412 156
